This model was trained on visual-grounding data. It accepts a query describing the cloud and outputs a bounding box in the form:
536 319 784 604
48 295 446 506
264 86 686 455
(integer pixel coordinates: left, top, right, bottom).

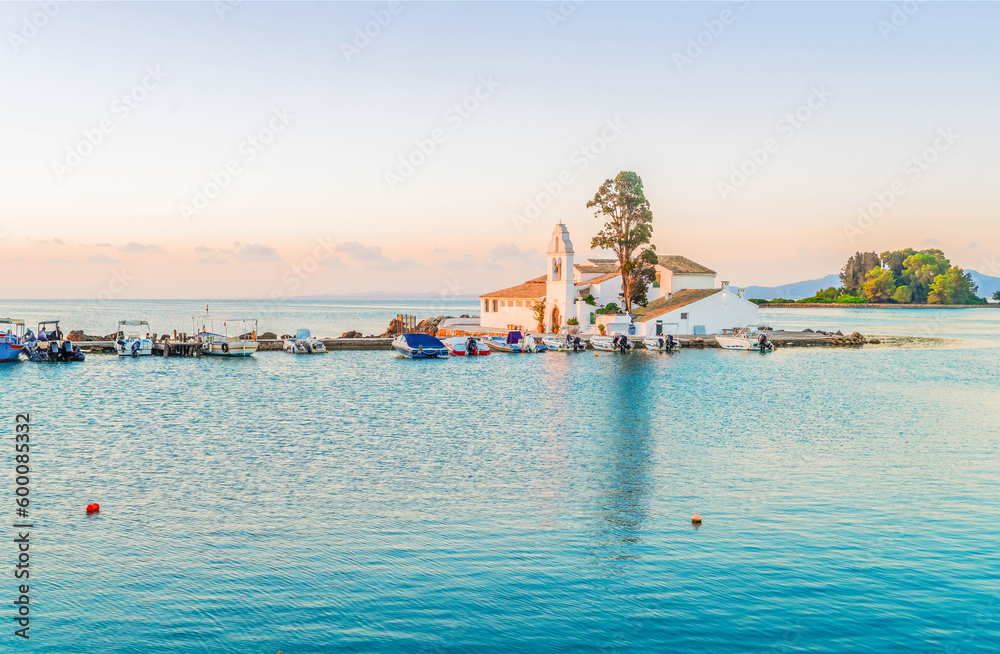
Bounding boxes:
193 246 213 253
432 247 449 254
969 242 982 249
334 241 422 270
198 254 228 265
482 243 540 269
237 243 282 263
45 257 77 264
923 238 941 247
94 242 111 247
319 255 343 268
443 254 478 270
120 242 160 253
37 238 66 245
88 254 122 263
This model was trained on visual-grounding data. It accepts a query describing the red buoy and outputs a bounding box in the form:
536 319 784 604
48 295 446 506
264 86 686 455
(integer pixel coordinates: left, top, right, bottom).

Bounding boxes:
86 503 100 513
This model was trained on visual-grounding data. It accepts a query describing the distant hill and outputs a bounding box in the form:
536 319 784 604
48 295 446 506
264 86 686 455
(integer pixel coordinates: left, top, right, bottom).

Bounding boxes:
741 274 841 300
969 270 1000 298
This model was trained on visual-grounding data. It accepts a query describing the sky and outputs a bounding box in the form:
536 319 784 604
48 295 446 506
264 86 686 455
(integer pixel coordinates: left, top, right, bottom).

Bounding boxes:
2 1 999 299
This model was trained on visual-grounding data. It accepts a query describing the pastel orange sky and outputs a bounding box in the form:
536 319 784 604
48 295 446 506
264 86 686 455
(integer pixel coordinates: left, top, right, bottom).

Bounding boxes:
2 2 998 299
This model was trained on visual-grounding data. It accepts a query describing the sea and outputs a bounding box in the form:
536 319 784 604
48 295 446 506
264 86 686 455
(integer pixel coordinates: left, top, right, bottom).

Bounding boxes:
2 300 999 653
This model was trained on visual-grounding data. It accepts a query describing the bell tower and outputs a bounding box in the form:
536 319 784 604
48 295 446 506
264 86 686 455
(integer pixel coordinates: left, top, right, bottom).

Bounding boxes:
545 223 575 333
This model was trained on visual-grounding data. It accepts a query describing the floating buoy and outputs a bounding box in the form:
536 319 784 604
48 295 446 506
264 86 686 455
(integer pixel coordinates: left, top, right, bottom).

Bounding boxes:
86 503 100 513
594 352 599 357
691 513 702 523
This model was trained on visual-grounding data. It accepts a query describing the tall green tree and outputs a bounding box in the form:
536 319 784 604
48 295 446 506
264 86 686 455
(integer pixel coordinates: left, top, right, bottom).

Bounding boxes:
901 250 950 303
840 251 881 295
928 267 978 304
863 268 896 303
587 171 656 313
879 248 917 278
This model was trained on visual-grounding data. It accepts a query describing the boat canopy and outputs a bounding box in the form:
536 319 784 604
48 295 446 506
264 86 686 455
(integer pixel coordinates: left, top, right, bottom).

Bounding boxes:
0 318 25 326
118 320 150 326
506 331 523 344
295 328 311 340
399 333 444 347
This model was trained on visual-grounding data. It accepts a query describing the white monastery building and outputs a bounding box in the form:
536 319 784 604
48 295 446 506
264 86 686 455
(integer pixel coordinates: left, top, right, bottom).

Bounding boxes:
479 223 758 336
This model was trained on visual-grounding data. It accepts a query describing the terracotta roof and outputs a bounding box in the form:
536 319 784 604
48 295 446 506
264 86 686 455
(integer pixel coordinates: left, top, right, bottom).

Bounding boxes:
633 288 722 321
657 255 716 275
574 263 619 274
575 271 620 286
480 275 546 299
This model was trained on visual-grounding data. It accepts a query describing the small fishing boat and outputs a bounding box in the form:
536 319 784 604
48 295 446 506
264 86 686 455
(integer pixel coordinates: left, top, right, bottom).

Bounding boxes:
192 315 259 357
443 336 490 356
283 329 327 354
114 320 153 357
591 334 633 352
716 326 775 352
391 333 450 358
542 335 586 352
644 334 681 353
24 321 85 362
482 331 542 353
0 319 26 362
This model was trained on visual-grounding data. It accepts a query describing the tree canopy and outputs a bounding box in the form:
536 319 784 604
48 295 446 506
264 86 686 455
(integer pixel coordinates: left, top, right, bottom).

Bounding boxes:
838 248 978 304
587 171 656 313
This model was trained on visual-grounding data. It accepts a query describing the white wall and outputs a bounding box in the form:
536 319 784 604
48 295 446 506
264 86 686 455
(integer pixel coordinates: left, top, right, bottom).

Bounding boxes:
670 273 716 293
480 299 539 331
635 289 759 336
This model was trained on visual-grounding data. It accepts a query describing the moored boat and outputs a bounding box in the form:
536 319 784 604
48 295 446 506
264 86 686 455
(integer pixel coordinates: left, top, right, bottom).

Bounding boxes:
24 321 85 362
542 335 586 352
716 326 775 352
644 334 681 353
391 333 450 358
0 319 26 362
284 329 327 354
443 336 490 356
114 320 153 357
591 334 632 352
193 315 259 357
482 331 543 353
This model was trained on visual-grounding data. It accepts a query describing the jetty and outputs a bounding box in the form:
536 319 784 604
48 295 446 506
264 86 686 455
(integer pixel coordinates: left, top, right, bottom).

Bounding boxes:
73 337 395 355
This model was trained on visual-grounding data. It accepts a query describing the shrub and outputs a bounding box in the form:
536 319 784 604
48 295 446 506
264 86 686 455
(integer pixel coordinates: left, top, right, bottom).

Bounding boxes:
584 294 597 306
596 303 620 315
836 295 867 304
566 317 579 325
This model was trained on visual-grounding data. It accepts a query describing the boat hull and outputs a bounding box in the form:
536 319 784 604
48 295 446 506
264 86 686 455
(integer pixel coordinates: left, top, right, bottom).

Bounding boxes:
201 341 258 357
0 344 23 362
115 339 153 357
392 344 449 358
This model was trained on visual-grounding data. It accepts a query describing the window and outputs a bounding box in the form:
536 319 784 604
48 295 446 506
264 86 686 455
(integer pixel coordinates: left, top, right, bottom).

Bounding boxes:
492 300 498 312
680 312 689 320
484 299 489 312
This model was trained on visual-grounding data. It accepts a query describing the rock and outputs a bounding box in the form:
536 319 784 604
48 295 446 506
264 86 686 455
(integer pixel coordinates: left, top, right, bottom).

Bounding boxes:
850 332 862 340
835 330 843 336
460 314 469 319
803 328 814 333
341 330 362 338
280 334 292 340
261 331 277 340
67 330 85 341
380 315 452 337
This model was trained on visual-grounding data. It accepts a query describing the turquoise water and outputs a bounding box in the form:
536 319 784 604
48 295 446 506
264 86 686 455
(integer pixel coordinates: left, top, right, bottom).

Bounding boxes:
4 303 1000 652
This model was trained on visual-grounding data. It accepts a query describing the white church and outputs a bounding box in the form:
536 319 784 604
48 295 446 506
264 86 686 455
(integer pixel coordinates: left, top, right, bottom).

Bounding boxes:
479 223 758 336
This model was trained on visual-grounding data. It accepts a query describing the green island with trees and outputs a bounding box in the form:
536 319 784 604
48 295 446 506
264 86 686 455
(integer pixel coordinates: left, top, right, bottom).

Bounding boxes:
752 248 986 306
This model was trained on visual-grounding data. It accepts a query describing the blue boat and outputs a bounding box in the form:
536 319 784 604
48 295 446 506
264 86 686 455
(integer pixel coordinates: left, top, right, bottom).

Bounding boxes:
391 333 450 358
0 318 26 362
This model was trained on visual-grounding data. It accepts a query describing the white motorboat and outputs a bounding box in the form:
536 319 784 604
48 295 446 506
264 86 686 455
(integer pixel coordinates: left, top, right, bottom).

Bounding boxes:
283 329 327 354
482 331 543 353
541 335 586 351
716 326 775 352
392 333 450 358
192 315 259 357
591 334 632 352
644 334 681 353
114 320 153 357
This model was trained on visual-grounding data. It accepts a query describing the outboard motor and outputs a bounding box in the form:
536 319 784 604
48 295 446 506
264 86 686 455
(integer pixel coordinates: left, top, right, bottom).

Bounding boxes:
758 332 772 353
466 337 477 356
131 339 141 358
665 334 676 352
573 336 583 351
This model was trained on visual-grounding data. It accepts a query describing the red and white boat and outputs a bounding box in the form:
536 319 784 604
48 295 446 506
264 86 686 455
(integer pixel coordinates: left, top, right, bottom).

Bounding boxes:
443 336 490 356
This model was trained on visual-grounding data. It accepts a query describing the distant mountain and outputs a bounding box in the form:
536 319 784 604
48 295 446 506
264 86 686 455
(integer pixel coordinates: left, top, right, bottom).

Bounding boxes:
741 274 841 300
968 270 1000 298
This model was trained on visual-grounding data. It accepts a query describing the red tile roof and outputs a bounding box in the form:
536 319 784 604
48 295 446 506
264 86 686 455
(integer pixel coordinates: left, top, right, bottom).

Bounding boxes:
633 288 722 321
